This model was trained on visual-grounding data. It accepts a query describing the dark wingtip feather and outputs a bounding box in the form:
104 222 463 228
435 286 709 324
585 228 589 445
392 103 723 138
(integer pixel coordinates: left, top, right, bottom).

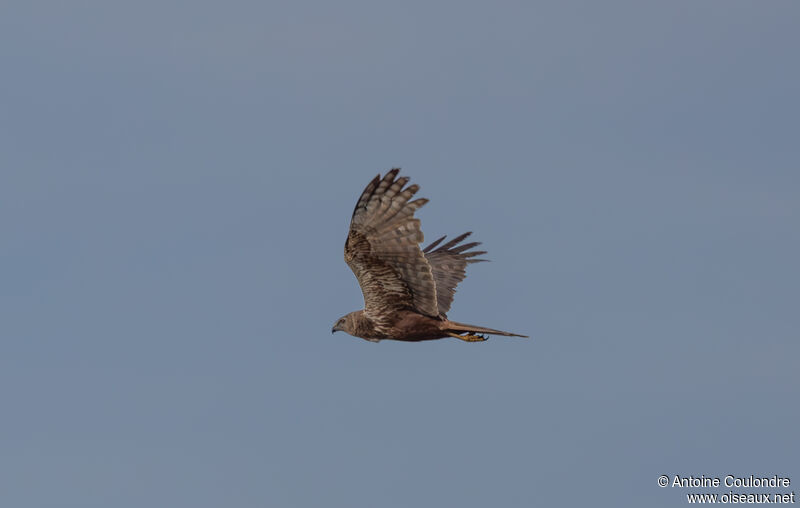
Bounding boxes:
380 169 399 187
451 241 482 254
423 235 446 253
352 174 382 218
438 232 472 251
463 250 488 258
367 174 381 192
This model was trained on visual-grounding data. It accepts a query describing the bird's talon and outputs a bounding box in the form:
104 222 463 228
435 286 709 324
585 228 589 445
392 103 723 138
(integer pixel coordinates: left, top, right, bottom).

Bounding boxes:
447 332 487 342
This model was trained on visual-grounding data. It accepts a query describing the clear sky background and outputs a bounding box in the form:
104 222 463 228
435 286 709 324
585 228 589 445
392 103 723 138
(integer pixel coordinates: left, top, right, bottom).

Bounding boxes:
1 1 798 507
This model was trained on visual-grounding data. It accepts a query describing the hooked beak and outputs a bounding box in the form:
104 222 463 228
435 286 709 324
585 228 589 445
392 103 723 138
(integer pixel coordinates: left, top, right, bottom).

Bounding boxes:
331 328 337 334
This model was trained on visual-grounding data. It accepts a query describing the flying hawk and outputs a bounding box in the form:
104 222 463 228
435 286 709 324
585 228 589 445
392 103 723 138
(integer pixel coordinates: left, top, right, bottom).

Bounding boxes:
332 169 527 343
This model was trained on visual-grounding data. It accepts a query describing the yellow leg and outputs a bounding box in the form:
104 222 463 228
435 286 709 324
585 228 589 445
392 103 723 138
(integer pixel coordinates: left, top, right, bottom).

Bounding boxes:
447 332 488 342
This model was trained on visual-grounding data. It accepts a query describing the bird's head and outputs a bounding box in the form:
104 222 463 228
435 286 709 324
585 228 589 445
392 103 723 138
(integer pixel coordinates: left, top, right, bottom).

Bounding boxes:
331 311 361 336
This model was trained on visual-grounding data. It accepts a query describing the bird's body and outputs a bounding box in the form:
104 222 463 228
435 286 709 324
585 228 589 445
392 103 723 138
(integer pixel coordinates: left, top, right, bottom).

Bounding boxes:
332 169 526 343
338 310 443 343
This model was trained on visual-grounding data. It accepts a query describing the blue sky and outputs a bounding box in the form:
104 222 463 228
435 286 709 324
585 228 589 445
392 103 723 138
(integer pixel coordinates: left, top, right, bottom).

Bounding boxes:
1 1 798 507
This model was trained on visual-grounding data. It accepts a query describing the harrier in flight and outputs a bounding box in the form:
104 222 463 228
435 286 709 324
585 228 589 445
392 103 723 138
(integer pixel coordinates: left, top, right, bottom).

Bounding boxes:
332 169 527 343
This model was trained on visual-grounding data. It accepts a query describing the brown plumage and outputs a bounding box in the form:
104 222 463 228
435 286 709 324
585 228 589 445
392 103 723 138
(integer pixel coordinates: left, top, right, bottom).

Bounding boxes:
332 169 527 343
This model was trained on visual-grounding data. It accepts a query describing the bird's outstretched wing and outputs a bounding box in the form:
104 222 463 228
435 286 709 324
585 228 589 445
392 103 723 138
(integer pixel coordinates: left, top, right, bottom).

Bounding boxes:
422 232 487 317
344 169 440 327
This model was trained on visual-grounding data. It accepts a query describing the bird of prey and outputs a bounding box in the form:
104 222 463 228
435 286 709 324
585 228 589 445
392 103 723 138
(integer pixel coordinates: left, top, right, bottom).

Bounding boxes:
332 169 527 343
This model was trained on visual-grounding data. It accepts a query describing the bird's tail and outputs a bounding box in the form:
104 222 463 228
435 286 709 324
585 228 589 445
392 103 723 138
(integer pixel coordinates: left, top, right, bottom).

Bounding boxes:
445 320 528 338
